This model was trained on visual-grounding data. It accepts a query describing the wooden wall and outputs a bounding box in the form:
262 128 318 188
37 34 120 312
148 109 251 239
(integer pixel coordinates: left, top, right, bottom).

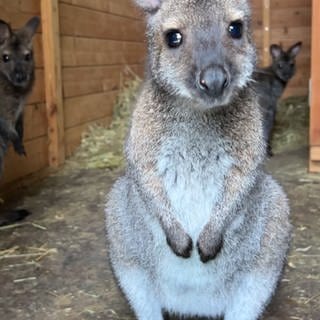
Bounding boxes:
0 0 314 191
58 0 146 156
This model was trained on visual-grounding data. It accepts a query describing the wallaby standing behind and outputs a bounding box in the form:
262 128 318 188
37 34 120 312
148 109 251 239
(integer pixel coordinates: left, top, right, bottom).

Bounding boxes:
106 1 291 320
253 42 302 155
0 17 39 226
0 16 40 166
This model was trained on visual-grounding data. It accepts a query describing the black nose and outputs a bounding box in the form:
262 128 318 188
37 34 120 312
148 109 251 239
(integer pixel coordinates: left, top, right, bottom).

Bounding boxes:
198 65 229 97
15 71 27 84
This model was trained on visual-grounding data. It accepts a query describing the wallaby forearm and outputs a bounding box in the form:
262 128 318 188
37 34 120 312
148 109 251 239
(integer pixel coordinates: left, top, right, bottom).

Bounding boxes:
127 159 193 258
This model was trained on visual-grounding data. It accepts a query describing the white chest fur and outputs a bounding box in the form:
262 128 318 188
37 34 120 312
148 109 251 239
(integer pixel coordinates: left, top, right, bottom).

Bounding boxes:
157 134 233 240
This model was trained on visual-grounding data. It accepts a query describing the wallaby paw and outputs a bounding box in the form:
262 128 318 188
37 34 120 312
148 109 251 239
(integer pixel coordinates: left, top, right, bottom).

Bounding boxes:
197 231 223 263
13 142 26 156
166 230 193 258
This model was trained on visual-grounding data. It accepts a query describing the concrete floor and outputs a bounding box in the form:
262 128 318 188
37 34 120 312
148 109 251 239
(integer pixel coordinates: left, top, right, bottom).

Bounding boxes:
0 148 319 320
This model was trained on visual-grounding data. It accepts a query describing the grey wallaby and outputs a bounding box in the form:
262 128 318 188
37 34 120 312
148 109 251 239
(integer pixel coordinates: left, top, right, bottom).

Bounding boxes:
253 42 302 156
0 16 39 226
106 1 291 320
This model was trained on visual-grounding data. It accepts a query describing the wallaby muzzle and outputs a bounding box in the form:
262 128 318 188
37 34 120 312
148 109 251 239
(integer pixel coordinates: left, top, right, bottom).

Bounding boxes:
198 64 230 98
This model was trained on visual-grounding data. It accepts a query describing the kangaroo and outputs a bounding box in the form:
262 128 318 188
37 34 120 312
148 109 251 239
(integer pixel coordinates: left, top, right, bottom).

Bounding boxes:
0 16 40 163
253 42 302 156
105 1 291 320
0 17 39 226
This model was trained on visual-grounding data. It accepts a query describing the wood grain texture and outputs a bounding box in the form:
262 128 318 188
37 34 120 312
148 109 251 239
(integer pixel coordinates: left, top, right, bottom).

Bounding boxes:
41 0 66 168
310 0 320 171
262 0 271 66
64 91 117 129
1 136 49 185
60 0 142 20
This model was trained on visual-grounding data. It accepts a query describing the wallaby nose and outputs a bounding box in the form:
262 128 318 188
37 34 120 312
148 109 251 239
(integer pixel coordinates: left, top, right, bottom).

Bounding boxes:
15 71 27 84
198 66 229 97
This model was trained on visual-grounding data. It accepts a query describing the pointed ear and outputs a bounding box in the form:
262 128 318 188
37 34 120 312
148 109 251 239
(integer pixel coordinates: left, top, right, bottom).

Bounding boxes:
0 20 12 44
23 16 40 39
288 41 302 59
134 0 162 13
270 44 282 60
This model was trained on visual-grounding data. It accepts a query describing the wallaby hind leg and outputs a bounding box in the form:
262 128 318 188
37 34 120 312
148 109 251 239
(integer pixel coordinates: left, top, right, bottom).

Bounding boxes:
224 271 280 320
14 113 26 156
0 209 32 227
114 266 163 320
225 176 290 320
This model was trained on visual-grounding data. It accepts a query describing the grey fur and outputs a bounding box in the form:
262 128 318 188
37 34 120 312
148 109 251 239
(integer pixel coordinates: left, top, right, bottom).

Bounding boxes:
106 1 291 319
253 42 302 155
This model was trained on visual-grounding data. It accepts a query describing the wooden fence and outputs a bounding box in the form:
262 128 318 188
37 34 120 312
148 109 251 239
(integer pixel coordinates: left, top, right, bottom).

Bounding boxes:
309 0 320 172
0 0 314 193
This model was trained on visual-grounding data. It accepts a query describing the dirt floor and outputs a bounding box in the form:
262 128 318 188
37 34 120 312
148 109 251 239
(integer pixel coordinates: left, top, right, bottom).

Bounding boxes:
0 147 319 320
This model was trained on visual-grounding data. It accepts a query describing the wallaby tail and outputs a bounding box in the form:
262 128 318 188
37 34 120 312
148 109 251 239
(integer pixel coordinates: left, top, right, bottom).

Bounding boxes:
0 209 32 227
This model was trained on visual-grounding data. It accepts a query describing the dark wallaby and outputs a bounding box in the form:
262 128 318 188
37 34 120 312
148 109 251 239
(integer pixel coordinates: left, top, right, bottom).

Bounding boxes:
253 42 302 155
105 1 291 319
0 16 40 162
0 16 40 226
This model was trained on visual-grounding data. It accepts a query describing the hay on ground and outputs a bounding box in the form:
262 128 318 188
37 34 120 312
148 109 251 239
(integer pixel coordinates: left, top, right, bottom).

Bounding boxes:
272 96 309 154
68 75 142 170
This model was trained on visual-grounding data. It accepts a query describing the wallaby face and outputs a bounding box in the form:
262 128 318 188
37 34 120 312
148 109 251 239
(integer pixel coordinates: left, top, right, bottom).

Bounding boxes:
143 0 256 109
0 17 39 89
270 42 302 83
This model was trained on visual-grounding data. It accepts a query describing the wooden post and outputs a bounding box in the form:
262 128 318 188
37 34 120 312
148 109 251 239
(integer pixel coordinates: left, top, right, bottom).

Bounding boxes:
262 0 271 66
309 0 320 173
41 0 65 168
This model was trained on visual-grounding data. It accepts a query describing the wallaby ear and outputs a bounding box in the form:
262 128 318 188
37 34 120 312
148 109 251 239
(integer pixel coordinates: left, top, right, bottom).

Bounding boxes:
270 44 282 60
134 0 162 13
0 20 12 44
23 16 40 39
288 41 302 59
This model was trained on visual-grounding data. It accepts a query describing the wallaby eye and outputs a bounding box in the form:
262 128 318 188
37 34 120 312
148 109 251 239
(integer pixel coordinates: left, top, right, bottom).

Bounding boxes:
228 21 243 39
278 62 284 69
165 30 183 48
25 53 32 61
2 54 10 63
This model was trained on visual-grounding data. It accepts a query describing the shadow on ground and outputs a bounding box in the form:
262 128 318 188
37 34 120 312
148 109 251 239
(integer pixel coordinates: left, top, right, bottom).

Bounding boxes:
0 148 319 320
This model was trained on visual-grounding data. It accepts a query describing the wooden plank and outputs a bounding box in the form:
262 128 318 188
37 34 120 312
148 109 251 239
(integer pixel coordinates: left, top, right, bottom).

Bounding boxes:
59 3 145 42
0 166 52 200
61 36 147 67
1 136 49 185
309 161 320 173
64 91 117 129
41 0 65 167
27 68 46 104
271 27 311 46
271 0 312 9
270 7 312 28
20 0 40 13
33 34 44 68
310 146 320 161
310 0 320 147
0 4 40 25
59 0 142 20
23 103 48 141
62 64 144 98
65 116 112 157
262 0 271 66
